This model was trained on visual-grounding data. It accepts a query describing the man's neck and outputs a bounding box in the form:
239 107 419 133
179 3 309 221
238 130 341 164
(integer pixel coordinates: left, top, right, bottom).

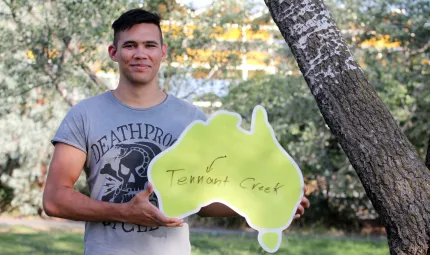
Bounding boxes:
112 80 167 109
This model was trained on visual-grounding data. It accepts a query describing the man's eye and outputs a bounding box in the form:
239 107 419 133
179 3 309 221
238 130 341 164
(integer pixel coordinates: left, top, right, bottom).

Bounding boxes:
124 45 134 48
147 44 156 48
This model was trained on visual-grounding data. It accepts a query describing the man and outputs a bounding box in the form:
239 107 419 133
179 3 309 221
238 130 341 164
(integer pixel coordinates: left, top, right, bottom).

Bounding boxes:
43 8 310 255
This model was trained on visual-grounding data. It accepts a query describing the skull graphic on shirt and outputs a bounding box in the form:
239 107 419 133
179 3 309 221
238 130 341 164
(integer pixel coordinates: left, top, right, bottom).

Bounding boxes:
100 142 161 205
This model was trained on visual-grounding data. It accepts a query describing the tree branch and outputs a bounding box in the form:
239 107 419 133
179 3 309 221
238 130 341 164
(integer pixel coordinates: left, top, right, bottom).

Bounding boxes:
181 64 221 100
54 84 73 107
2 0 18 24
405 43 430 63
180 87 200 100
80 64 111 92
1 82 48 98
41 64 73 107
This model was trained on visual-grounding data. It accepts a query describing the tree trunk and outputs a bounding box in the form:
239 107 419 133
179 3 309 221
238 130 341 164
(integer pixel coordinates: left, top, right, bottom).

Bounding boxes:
425 137 430 170
264 0 430 254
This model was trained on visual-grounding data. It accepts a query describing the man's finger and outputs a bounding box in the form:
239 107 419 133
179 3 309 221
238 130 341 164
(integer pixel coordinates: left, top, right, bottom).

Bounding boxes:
165 221 184 227
296 205 304 215
146 182 154 194
294 214 300 220
304 185 308 193
138 182 154 199
301 196 310 208
158 218 183 227
154 211 183 226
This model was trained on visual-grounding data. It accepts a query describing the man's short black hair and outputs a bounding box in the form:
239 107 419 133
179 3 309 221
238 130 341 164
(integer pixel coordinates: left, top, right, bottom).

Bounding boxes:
112 8 163 47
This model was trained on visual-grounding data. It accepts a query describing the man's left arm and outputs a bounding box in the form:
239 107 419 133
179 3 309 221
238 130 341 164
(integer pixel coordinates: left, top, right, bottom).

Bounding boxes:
197 187 311 218
197 202 238 217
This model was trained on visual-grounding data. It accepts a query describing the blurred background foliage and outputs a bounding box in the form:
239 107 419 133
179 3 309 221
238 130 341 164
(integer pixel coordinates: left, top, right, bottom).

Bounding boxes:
0 0 428 232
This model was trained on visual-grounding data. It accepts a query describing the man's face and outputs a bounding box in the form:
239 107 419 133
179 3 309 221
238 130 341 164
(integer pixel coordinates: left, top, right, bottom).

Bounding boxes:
109 23 167 87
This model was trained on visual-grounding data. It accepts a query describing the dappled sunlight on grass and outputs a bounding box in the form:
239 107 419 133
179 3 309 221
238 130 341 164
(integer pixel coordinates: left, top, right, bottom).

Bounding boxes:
0 226 84 255
0 233 84 255
1 225 40 234
0 226 389 255
190 233 389 255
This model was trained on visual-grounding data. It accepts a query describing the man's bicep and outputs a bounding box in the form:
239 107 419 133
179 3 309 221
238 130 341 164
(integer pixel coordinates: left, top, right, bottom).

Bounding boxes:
46 143 87 188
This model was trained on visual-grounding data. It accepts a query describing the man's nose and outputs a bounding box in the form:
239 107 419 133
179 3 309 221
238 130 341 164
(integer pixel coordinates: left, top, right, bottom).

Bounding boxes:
134 46 148 58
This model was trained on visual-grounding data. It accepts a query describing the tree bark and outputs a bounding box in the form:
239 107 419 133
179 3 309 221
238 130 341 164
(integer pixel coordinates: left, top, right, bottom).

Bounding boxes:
426 136 430 170
264 0 430 254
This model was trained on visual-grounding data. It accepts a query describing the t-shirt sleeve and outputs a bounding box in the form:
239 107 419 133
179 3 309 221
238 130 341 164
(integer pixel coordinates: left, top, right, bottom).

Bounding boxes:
194 108 207 122
51 104 87 153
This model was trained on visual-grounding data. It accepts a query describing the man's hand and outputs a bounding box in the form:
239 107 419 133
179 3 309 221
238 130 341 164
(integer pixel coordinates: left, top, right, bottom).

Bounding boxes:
123 182 184 227
293 186 311 219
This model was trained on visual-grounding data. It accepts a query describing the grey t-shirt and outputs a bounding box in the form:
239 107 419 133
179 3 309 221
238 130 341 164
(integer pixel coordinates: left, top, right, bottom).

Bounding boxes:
52 91 206 255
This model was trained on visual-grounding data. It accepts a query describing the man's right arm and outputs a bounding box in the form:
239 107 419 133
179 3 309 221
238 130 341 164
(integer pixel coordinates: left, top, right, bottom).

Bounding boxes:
42 143 183 227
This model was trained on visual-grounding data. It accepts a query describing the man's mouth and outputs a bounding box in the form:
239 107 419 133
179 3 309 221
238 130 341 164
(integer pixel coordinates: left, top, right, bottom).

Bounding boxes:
131 64 150 71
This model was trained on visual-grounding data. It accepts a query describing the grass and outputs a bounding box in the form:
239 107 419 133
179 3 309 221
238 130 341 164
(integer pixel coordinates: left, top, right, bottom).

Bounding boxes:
0 226 389 255
191 232 388 255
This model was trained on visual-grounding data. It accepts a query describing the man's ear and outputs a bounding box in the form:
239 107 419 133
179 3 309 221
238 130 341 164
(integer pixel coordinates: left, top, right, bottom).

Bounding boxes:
161 43 167 60
108 44 118 62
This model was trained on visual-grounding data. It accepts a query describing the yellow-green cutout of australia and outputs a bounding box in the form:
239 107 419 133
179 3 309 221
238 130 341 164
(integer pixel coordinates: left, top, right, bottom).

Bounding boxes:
148 105 304 253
